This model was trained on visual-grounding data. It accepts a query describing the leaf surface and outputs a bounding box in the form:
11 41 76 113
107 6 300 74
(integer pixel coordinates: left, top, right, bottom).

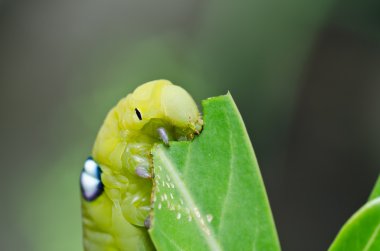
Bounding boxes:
149 94 280 251
329 198 380 251
329 175 380 251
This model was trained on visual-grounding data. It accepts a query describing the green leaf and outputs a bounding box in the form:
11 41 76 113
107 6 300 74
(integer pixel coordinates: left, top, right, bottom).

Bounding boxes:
328 198 380 251
328 176 380 251
369 175 380 201
149 93 280 250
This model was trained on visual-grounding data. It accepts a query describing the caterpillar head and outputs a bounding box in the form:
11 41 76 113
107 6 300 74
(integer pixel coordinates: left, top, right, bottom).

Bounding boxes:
92 80 203 171
124 79 203 137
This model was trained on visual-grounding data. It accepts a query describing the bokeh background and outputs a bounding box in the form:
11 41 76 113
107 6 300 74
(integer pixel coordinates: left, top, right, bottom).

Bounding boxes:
0 0 379 250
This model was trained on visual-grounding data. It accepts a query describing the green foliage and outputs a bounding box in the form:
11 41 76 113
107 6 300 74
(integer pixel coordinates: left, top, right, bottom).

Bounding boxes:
328 175 380 251
328 198 380 251
149 94 280 250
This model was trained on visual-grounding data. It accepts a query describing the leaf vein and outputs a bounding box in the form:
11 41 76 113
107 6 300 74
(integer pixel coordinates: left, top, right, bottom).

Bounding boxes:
363 222 380 251
158 228 184 251
182 143 192 178
217 107 234 233
157 148 222 251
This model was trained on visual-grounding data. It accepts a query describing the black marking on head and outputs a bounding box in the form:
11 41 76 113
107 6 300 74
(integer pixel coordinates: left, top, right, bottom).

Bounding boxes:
80 157 104 201
135 108 142 121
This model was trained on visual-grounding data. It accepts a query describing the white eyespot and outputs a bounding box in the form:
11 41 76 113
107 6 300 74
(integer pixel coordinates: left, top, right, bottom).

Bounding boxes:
80 172 101 199
80 157 103 201
84 158 98 177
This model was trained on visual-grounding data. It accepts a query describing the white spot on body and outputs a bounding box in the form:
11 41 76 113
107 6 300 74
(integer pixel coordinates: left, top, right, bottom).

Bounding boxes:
176 213 181 220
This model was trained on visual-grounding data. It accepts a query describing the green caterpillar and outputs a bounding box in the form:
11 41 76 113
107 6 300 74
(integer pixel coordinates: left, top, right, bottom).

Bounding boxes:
80 80 203 250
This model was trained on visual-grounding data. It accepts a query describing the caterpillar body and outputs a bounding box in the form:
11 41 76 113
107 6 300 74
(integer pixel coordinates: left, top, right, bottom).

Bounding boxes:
80 80 202 250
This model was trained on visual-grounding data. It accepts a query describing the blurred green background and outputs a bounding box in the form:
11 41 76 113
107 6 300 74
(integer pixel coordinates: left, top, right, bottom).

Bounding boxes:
0 0 379 250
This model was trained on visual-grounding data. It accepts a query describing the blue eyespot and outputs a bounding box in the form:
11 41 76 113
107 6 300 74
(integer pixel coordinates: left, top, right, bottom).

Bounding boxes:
80 157 103 201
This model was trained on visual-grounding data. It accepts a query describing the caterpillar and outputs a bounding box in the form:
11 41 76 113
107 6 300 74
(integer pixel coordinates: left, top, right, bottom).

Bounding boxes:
80 80 203 250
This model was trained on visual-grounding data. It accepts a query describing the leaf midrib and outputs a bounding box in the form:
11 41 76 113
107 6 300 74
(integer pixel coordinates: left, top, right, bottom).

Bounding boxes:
363 222 380 251
216 106 234 233
156 148 223 251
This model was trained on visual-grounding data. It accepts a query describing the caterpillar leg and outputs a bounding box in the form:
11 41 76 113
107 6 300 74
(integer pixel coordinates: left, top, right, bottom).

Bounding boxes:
144 216 151 229
157 127 169 145
135 166 151 179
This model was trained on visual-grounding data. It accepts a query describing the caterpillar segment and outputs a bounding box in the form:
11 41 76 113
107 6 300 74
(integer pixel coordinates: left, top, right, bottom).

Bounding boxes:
80 80 203 250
